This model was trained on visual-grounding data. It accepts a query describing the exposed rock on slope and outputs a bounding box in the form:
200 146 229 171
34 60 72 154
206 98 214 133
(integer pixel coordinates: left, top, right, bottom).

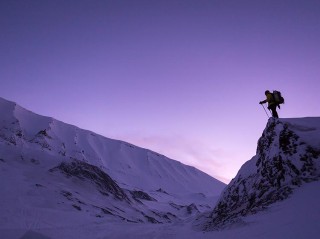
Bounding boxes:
50 160 129 201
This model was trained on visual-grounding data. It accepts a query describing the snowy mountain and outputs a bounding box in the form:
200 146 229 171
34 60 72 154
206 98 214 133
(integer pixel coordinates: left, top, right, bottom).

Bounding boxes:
0 97 225 238
199 117 320 230
1 96 320 239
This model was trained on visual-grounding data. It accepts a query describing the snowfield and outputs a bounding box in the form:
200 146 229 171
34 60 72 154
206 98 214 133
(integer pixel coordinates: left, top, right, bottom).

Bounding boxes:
0 97 320 239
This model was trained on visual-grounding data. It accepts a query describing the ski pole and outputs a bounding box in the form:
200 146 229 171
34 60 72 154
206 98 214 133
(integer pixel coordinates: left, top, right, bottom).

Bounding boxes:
261 104 270 118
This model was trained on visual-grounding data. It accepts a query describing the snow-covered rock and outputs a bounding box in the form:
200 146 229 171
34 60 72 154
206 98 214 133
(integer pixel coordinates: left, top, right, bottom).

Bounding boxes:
201 118 320 230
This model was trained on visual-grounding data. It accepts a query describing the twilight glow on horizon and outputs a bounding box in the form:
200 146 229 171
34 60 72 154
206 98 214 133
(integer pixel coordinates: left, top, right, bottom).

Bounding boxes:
1 0 320 183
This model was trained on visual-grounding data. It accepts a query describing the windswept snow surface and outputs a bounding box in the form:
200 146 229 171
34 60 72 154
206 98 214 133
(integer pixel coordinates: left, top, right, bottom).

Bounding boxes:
2 181 320 239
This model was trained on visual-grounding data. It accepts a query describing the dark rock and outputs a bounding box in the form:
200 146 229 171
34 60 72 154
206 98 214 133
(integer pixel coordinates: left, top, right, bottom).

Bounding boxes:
130 190 157 202
72 204 81 211
156 188 169 194
50 160 129 202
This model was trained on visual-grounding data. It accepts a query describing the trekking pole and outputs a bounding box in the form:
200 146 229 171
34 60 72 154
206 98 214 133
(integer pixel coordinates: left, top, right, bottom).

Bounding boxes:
261 104 270 118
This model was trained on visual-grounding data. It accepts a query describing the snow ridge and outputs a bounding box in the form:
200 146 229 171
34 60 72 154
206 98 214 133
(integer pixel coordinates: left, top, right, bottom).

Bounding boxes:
0 97 225 195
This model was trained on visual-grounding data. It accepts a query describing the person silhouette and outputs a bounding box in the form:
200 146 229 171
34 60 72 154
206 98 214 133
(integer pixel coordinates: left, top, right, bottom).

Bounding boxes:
259 90 279 118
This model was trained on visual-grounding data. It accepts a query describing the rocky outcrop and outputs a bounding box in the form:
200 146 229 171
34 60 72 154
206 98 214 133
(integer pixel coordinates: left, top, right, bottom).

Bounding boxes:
130 190 157 202
203 118 320 230
50 160 129 202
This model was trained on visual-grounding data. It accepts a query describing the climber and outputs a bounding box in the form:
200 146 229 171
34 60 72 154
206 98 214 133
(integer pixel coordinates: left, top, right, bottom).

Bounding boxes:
259 90 279 118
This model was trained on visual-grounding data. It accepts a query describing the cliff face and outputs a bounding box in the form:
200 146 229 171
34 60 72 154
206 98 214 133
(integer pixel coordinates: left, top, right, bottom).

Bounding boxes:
203 118 320 230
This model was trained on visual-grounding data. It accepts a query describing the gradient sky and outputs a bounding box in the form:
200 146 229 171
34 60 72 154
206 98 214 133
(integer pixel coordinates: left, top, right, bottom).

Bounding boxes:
1 0 320 183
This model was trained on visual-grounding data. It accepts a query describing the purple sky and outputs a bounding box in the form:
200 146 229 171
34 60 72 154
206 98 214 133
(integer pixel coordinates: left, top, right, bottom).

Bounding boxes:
1 0 320 183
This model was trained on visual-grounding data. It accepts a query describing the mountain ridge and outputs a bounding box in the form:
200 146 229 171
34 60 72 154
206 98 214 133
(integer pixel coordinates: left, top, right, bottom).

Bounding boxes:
0 96 225 195
0 96 225 232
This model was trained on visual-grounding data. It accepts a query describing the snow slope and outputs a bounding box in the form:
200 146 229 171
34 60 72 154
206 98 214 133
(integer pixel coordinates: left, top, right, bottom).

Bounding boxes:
2 174 320 239
0 96 225 238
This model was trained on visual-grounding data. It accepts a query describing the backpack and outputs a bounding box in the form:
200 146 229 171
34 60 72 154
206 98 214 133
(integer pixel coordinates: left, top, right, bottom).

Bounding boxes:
273 90 284 105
